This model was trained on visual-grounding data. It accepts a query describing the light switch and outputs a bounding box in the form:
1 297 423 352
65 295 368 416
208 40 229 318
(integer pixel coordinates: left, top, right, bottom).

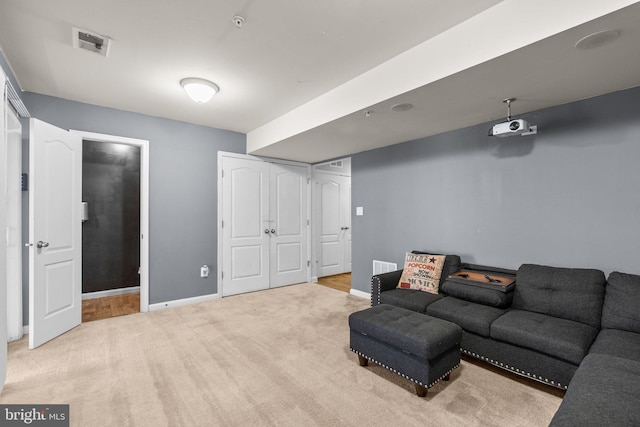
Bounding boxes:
356 207 364 216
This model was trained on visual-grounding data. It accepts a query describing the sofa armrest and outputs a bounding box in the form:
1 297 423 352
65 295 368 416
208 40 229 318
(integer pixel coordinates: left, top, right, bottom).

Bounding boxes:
371 270 403 306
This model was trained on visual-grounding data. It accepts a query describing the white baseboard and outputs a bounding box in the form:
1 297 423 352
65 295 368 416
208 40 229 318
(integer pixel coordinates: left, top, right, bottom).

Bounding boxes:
311 276 318 283
350 289 371 300
8 332 25 342
149 293 220 311
82 286 140 300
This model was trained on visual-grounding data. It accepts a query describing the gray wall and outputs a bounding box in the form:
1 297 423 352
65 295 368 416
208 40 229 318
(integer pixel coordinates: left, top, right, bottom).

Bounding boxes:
351 86 640 293
20 92 245 322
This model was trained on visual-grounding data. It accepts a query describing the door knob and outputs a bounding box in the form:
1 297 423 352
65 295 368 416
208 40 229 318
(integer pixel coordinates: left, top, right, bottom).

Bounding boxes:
264 229 270 234
270 229 276 234
36 241 50 248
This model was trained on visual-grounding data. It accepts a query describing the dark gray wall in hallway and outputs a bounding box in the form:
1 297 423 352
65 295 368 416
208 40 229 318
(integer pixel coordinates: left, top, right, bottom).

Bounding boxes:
20 92 245 322
351 86 640 293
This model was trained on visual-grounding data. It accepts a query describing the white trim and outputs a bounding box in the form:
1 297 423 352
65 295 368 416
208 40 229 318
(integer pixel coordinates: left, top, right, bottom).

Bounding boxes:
311 276 318 283
70 130 150 313
6 106 23 343
149 293 220 311
82 286 140 300
349 288 370 300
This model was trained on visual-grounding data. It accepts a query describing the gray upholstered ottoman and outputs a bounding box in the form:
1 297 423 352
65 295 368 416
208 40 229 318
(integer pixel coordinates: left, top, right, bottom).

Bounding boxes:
349 304 462 397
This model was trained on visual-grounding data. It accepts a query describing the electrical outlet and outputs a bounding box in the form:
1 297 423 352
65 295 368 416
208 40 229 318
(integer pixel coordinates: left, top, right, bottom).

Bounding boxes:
200 265 209 278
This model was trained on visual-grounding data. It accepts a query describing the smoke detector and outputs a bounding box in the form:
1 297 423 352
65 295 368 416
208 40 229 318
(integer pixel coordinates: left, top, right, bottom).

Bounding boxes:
233 15 246 29
72 27 112 57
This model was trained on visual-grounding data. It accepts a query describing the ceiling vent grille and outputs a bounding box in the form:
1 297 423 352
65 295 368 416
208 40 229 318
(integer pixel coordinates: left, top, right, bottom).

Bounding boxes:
329 160 343 168
72 27 111 57
5 78 30 117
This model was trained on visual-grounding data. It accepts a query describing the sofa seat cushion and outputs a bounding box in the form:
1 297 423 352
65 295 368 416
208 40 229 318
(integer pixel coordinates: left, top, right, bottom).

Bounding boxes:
349 304 462 360
602 271 640 333
549 354 640 426
490 310 598 365
513 264 606 329
589 329 640 363
379 288 443 313
426 297 507 337
440 280 513 308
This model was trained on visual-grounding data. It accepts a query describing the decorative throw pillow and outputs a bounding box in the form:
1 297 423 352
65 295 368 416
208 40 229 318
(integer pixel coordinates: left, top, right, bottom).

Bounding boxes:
397 252 446 294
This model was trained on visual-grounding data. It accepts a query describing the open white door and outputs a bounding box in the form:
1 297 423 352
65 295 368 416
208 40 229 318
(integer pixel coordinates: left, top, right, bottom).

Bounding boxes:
316 173 351 277
28 118 82 349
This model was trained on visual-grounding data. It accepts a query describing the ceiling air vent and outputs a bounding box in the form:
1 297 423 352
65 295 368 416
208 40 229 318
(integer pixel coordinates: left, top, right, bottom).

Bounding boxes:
72 27 111 57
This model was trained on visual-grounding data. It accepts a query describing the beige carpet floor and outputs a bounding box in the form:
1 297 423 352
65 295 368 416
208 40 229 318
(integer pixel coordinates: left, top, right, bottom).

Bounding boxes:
1 283 562 426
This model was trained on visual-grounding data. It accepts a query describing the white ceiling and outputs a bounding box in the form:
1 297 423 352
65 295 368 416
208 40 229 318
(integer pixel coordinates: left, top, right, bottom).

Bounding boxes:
1 0 640 163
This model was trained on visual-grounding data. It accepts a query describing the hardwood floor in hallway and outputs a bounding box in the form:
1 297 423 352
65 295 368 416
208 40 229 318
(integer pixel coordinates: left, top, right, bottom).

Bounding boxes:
317 273 351 293
82 293 140 323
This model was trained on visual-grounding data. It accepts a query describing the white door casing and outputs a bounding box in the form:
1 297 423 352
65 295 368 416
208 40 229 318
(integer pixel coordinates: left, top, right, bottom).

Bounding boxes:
29 118 82 349
219 153 310 296
1 66 8 394
221 156 270 296
269 163 308 288
70 130 150 312
316 172 351 277
6 107 22 342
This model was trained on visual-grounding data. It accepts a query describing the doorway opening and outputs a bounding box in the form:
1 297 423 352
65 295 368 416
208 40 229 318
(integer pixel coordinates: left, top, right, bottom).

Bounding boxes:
81 140 141 322
313 158 352 290
71 130 150 320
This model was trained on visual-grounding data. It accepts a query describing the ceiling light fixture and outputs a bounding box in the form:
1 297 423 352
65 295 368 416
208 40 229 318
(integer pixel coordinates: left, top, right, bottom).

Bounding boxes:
180 78 219 104
575 29 620 50
391 103 414 112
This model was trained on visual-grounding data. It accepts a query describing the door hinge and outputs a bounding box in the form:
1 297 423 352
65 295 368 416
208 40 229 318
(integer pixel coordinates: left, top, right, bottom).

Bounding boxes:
221 220 224 228
221 271 224 279
221 169 224 178
307 260 310 267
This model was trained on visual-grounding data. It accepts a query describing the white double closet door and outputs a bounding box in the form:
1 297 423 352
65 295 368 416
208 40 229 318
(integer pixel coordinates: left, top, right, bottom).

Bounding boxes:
220 154 309 296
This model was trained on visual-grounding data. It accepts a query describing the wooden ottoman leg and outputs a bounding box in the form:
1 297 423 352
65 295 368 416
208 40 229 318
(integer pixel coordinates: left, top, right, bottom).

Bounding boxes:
358 355 368 366
415 384 428 397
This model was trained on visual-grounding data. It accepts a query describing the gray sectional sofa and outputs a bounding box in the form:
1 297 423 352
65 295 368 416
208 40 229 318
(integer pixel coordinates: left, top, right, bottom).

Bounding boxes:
370 252 640 425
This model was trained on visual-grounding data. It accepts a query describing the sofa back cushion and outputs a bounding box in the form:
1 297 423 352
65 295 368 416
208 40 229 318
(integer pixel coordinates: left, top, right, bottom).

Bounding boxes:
513 264 606 329
602 272 640 333
411 251 462 287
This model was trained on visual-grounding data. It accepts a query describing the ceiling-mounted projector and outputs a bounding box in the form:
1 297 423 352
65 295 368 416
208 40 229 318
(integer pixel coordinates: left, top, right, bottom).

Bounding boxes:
489 98 537 137
489 119 532 137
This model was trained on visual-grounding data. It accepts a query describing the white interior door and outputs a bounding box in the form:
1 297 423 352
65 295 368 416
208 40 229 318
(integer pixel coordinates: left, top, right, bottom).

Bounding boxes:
343 179 352 272
316 173 351 277
29 118 82 349
221 156 270 296
269 163 308 287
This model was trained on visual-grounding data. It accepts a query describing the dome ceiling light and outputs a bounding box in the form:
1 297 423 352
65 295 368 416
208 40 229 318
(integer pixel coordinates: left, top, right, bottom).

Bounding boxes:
575 29 620 50
180 78 220 104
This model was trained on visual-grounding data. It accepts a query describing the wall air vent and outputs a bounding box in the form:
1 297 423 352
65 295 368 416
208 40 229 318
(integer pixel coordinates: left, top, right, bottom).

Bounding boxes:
330 160 343 168
5 78 30 117
72 27 111 57
373 260 397 276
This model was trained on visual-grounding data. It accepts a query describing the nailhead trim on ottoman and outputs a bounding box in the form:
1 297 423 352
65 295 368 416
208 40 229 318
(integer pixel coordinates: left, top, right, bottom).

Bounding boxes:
349 304 462 397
